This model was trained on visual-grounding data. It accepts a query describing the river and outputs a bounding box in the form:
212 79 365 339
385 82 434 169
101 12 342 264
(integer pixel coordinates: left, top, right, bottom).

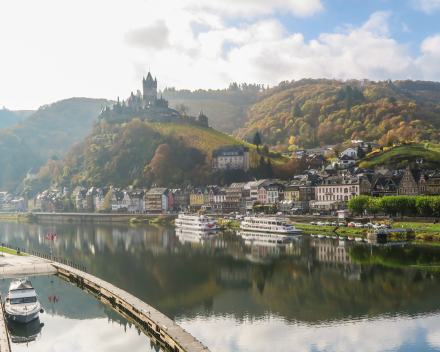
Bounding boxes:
1 221 440 351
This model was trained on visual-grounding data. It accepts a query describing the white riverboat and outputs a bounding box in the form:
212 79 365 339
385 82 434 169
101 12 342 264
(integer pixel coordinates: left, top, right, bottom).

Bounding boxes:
175 213 219 231
4 278 42 323
240 217 302 234
239 231 301 246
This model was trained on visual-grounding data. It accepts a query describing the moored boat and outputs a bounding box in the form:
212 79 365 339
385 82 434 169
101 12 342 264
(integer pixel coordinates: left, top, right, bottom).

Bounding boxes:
175 212 219 231
4 278 42 324
317 234 326 238
240 217 302 234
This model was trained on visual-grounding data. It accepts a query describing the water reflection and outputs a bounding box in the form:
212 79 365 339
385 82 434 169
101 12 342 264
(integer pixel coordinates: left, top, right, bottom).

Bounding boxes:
1 222 440 351
0 275 157 351
8 318 44 345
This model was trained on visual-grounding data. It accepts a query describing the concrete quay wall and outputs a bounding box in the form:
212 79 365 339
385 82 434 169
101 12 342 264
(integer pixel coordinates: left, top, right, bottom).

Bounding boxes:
33 212 178 223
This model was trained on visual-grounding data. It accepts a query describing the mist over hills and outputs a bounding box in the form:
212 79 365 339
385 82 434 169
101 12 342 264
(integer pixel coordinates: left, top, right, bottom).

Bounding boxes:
2 78 440 192
0 98 111 191
0 109 34 129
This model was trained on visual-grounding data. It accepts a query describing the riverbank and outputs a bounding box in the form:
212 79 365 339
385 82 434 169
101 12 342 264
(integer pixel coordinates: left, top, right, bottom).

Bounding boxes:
0 212 179 224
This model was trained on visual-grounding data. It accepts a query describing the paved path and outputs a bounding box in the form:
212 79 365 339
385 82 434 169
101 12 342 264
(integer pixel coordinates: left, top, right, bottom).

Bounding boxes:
0 296 10 352
0 253 56 279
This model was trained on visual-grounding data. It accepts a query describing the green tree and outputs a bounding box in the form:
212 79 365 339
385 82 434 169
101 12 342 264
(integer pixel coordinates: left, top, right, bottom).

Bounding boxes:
267 159 273 179
365 197 380 218
394 195 409 219
430 196 440 214
416 196 432 218
406 196 418 218
253 132 262 148
387 96 397 105
347 195 371 217
292 103 302 117
377 197 398 216
366 143 372 154
261 145 269 154
357 145 366 158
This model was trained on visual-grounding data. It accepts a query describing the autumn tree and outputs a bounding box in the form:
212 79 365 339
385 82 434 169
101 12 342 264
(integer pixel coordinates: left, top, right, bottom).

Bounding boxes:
147 144 174 186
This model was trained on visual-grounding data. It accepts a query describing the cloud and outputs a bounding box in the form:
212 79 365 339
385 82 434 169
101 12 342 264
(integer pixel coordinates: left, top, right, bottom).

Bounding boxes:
125 20 170 50
135 11 423 91
411 0 440 13
416 34 440 79
179 314 440 352
189 0 324 18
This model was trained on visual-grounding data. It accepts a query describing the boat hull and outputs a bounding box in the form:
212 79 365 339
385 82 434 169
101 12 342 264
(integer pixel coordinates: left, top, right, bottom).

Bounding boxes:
5 310 39 324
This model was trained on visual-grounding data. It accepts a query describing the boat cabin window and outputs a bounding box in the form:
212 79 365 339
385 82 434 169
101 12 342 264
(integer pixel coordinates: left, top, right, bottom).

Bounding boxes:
10 296 37 304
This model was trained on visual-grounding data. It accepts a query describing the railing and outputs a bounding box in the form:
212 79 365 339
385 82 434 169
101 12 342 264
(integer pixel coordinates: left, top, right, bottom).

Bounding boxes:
1 243 87 272
0 294 12 352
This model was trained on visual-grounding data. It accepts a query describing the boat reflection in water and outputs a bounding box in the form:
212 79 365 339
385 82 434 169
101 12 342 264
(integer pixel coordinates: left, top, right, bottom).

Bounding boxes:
175 228 218 244
238 230 302 246
7 317 44 346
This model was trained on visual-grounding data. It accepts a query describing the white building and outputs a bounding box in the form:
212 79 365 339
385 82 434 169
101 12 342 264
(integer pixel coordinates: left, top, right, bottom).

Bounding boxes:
212 145 250 171
340 148 358 159
26 168 39 179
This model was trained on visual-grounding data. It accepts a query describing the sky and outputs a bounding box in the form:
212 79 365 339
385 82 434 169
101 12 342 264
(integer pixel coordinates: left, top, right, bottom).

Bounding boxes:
1 0 440 110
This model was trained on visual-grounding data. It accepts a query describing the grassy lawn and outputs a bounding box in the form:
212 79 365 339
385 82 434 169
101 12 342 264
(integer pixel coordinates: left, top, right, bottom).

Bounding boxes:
364 143 440 166
296 224 366 236
391 222 440 232
150 123 291 164
0 246 28 256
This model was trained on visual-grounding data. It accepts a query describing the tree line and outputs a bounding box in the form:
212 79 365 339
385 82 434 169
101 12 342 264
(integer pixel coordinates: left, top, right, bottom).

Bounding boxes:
347 195 440 218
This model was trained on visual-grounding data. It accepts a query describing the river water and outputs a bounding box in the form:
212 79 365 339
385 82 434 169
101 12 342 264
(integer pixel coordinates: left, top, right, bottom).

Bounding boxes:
1 221 440 351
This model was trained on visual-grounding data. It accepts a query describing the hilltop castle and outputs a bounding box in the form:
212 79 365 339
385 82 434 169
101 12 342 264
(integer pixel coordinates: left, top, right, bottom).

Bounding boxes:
99 72 208 127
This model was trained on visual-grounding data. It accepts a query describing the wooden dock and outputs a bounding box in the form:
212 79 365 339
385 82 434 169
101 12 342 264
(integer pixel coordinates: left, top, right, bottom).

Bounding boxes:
0 295 11 352
52 263 210 352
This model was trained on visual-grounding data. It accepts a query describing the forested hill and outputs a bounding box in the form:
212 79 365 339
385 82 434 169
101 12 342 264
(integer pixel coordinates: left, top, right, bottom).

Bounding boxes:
162 83 263 135
0 97 111 191
236 79 440 148
0 109 34 129
35 120 266 191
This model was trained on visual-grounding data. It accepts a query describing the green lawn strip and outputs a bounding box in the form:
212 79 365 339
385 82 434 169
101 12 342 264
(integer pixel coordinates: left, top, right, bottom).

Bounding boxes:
364 144 440 166
0 246 28 256
295 224 365 237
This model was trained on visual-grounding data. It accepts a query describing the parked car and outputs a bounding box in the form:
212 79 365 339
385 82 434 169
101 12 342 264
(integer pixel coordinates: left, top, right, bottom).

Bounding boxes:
373 223 382 229
310 221 317 225
229 217 235 220
355 223 364 228
325 222 332 226
317 221 325 226
348 222 356 227
338 222 347 227
365 223 374 228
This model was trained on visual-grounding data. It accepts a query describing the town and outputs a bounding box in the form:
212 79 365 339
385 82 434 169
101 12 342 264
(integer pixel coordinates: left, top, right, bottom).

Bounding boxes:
3 139 437 216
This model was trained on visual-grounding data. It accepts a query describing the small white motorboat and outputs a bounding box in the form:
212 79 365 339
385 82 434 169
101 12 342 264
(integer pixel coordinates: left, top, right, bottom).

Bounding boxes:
4 278 43 323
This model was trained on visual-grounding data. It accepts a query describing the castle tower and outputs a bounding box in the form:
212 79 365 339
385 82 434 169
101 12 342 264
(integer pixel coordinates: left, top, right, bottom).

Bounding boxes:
142 71 157 104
